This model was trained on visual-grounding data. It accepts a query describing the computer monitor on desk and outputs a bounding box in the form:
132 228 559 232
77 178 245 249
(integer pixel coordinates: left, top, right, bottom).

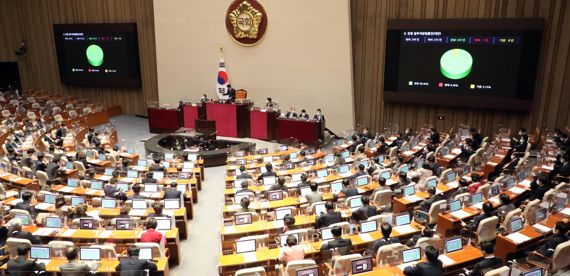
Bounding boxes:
138 247 153 260
321 227 334 241
268 191 283 201
155 218 172 231
446 172 457 183
296 266 319 276
395 213 411 226
235 239 256 254
234 213 252 225
449 199 462 212
275 208 292 220
470 193 483 205
348 196 363 210
331 181 343 195
445 236 463 253
80 247 101 261
403 185 415 196
31 246 50 260
402 247 421 264
523 268 543 276
510 217 523 233
351 256 373 274
360 220 377 234
45 217 62 228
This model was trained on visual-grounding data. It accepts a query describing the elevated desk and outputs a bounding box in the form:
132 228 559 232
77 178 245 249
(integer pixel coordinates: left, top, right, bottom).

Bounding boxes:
250 109 278 141
277 118 323 145
148 107 181 133
206 102 250 137
182 103 206 129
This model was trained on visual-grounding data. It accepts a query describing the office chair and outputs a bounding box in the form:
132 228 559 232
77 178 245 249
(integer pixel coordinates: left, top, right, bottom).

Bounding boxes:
372 189 392 211
236 266 266 276
527 240 570 274
475 216 499 244
376 243 407 266
415 199 446 226
482 266 510 276
276 260 315 276
329 254 362 276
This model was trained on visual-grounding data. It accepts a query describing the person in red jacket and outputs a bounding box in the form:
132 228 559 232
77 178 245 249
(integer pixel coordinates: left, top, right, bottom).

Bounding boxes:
140 218 163 244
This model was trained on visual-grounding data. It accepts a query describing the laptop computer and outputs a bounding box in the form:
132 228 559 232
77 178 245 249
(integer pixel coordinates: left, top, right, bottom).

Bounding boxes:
300 187 311 197
45 217 63 228
449 199 462 212
351 256 373 274
349 196 363 210
426 178 438 189
395 213 411 226
71 196 84 207
296 266 319 276
356 176 369 187
399 164 409 173
321 227 334 242
155 218 171 231
67 178 79 187
164 153 174 160
316 169 328 178
102 199 116 209
116 218 133 230
164 199 180 209
360 220 377 234
138 247 153 260
510 217 524 233
79 218 95 229
144 184 158 192
314 202 326 215
80 247 101 264
398 247 421 270
104 168 114 176
279 233 299 247
445 236 463 253
91 181 103 190
268 191 284 201
234 213 252 225
43 193 57 204
132 200 147 209
403 185 416 196
235 239 256 254
330 181 343 195
275 208 292 220
127 170 138 178
15 214 30 226
31 246 51 265
153 172 164 180
117 183 129 192
447 172 457 183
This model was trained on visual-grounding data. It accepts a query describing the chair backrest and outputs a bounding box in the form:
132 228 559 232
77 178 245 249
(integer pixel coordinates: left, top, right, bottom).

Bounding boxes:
285 260 316 276
35 171 48 187
329 222 350 235
454 192 470 201
477 183 491 196
467 154 477 167
483 266 510 276
522 199 540 225
428 200 447 224
441 168 453 183
555 182 569 193
73 161 86 171
133 242 162 258
552 239 570 272
502 209 522 229
367 214 391 225
542 189 556 202
236 89 247 100
376 243 407 266
309 201 326 214
388 147 398 160
6 238 31 258
331 254 362 276
373 189 393 210
416 234 443 252
235 266 266 276
426 151 435 161
476 216 499 244
48 240 75 257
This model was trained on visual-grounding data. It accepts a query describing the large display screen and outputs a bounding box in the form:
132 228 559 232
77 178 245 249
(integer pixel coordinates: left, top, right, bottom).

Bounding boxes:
53 23 141 88
384 19 543 111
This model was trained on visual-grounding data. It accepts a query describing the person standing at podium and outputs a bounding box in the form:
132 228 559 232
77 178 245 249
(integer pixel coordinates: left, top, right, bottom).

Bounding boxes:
313 108 325 122
200 94 208 103
226 84 236 103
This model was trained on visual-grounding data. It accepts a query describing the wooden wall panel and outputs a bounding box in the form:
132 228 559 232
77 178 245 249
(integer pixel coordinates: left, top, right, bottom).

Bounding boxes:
0 0 157 116
351 0 570 136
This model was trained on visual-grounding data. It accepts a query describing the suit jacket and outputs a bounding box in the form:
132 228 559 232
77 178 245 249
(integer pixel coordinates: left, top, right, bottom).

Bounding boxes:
227 88 236 102
537 233 569 257
558 162 570 177
304 191 323 204
340 188 359 198
14 201 35 218
149 164 164 172
46 162 59 180
419 194 441 212
352 205 377 221
285 112 297 118
315 212 342 228
313 114 325 122
528 184 549 201
403 260 443 276
470 257 503 276
299 113 309 120
370 237 399 255
163 188 182 199
141 178 157 184
115 256 157 276
7 257 45 276
428 132 440 145
320 237 352 255
236 173 252 179
59 260 93 276
467 213 492 231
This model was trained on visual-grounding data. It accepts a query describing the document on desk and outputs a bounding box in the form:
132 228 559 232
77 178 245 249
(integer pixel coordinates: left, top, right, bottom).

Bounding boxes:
96 175 112 181
541 165 554 171
394 225 416 234
471 202 484 210
34 203 53 210
386 179 398 186
506 232 531 244
340 172 353 178
446 181 459 189
452 148 463 155
131 166 146 171
443 154 456 159
359 233 373 242
242 252 258 263
129 209 147 216
397 261 418 271
86 190 99 195
438 254 455 266
403 151 414 156
405 195 423 203
450 210 472 219
532 224 552 234
519 179 531 188
560 208 570 217
58 186 75 193
33 228 56 236
508 187 526 195
61 229 77 237
223 226 236 234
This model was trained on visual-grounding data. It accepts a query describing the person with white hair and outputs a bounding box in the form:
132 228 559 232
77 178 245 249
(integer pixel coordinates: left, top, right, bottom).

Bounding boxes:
7 218 40 244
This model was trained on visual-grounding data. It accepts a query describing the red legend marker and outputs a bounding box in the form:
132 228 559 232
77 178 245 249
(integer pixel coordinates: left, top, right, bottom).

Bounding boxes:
438 82 444 87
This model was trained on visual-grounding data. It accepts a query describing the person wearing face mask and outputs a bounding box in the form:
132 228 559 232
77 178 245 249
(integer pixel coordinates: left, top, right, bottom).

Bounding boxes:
403 128 413 142
528 173 550 201
512 128 528 153
200 94 208 103
534 221 569 257
555 153 570 178
313 108 324 122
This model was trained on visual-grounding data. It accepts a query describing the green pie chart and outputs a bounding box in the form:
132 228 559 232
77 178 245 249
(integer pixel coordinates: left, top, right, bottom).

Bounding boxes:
440 48 472 80
86 44 104 67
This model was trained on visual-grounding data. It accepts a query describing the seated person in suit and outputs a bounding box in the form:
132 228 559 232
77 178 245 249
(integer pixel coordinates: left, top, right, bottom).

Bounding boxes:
257 163 276 181
450 178 470 199
236 165 252 179
268 176 289 193
304 182 323 204
464 242 503 276
235 181 254 195
148 202 170 218
238 197 256 213
369 222 399 255
117 205 131 218
141 172 157 184
298 109 309 120
7 218 40 244
511 128 529 153
534 221 569 257
285 107 297 118
129 184 147 200
313 108 325 122
140 218 163 244
164 181 182 199
496 194 515 222
315 202 341 229
281 214 296 233
352 196 377 221
60 246 98 275
278 234 305 265
466 174 482 194
265 97 273 108
149 158 164 172
226 84 236 102
462 202 494 234
555 153 570 178
403 246 443 276
7 244 45 276
35 153 47 172
427 128 440 145
352 164 368 179
470 128 483 150
320 226 352 255
418 187 442 213
14 191 36 218
296 174 310 190
527 173 550 201
406 226 434 247
115 245 157 276
335 179 358 201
